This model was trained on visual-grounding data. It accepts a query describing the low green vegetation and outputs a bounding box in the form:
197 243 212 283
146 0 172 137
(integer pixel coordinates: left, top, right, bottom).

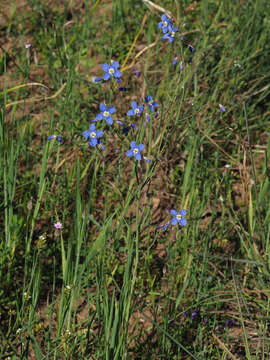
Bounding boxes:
1 0 270 358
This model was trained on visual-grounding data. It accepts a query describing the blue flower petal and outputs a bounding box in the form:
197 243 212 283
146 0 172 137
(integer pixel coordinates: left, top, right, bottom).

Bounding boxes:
180 218 187 227
161 14 167 21
82 130 90 139
131 101 137 109
109 106 116 114
171 218 178 226
89 123 96 131
100 104 106 111
138 144 144 152
96 130 103 137
161 34 169 41
127 109 134 116
103 73 111 81
163 222 169 231
112 61 119 69
89 138 97 147
96 113 103 121
126 149 133 157
130 141 137 148
114 70 122 78
219 104 226 113
180 209 187 216
170 209 178 216
106 117 113 125
102 63 109 71
135 153 142 161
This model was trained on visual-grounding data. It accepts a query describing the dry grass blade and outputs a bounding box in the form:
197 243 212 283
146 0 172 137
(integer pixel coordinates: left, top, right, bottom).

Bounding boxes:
142 0 172 18
211 331 240 360
5 83 67 109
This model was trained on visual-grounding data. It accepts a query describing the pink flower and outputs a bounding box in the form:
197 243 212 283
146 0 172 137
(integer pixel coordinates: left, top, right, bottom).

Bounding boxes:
54 222 63 229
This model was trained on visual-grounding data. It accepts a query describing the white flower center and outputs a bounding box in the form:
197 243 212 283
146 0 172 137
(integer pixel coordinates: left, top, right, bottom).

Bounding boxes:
109 68 115 74
176 214 182 220
90 131 96 138
134 108 139 114
148 100 153 106
171 32 175 37
103 111 109 117
133 148 139 155
163 21 167 27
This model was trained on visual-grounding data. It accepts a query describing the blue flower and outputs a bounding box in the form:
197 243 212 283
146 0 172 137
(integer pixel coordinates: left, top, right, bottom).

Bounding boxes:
219 104 226 113
188 44 195 53
102 61 122 81
157 221 169 231
126 141 144 161
143 156 150 163
98 141 104 151
47 135 62 144
96 104 116 125
163 222 169 230
145 95 158 112
122 126 131 136
93 77 102 83
127 101 144 116
170 209 187 227
161 25 178 43
82 123 103 147
158 14 171 34
179 61 183 71
191 311 198 320
172 57 178 66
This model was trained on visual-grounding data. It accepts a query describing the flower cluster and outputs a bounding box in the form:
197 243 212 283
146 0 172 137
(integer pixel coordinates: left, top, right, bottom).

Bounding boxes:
48 135 62 144
159 14 178 43
50 15 193 234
